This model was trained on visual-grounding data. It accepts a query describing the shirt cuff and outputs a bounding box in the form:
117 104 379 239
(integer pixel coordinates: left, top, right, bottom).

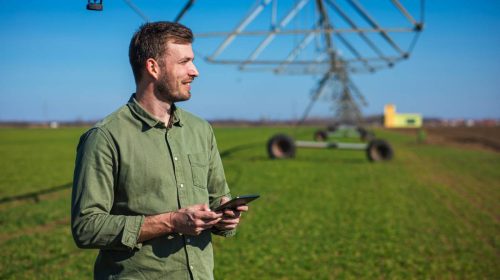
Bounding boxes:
121 215 145 250
211 227 236 237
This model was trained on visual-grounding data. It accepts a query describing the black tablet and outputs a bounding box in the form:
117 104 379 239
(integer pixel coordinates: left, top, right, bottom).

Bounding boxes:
214 194 260 211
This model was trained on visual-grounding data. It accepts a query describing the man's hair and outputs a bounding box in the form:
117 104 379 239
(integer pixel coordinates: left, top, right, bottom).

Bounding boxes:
129 21 193 84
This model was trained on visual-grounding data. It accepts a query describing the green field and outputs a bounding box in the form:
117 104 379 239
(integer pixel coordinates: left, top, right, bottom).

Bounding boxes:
0 126 499 279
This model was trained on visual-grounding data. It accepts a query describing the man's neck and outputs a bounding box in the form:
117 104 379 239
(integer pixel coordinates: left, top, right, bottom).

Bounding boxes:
135 87 173 125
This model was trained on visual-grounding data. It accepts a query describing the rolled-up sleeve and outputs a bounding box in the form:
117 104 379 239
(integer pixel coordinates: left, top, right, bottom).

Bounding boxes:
71 128 144 250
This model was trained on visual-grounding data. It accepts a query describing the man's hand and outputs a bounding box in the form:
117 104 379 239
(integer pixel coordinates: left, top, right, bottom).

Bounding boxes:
172 204 222 236
214 196 249 231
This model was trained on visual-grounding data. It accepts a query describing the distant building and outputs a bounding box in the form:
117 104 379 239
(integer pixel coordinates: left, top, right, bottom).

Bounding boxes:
384 104 422 128
49 121 59 129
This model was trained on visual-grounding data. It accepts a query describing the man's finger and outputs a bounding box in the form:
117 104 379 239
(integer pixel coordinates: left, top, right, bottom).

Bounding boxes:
217 218 239 225
223 209 243 218
235 205 248 212
197 211 222 221
201 218 222 228
222 209 236 217
190 203 210 211
215 223 238 230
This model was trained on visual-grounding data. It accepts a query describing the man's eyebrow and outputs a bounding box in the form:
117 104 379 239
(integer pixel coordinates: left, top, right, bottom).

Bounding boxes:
179 56 194 62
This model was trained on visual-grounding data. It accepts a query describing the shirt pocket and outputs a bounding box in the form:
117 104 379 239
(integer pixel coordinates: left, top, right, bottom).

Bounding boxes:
188 152 209 189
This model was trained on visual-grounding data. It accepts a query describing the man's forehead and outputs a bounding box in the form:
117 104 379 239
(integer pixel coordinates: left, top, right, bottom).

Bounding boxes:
164 42 194 57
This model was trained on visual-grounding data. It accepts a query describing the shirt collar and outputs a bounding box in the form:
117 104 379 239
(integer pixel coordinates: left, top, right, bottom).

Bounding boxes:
127 94 183 128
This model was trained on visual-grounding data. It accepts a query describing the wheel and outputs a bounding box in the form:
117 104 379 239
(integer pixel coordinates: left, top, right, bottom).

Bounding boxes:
313 130 328 142
366 139 394 161
267 134 296 159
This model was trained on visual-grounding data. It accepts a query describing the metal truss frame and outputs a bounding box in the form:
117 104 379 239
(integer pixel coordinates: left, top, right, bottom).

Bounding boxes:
194 0 425 124
198 0 424 75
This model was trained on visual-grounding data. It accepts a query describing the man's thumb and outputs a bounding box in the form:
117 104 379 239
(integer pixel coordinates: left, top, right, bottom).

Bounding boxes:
194 203 210 211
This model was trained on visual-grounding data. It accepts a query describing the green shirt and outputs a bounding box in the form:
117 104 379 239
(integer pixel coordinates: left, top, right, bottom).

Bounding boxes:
71 95 234 280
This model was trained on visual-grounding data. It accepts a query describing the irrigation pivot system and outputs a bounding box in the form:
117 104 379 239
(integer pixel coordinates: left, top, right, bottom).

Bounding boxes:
86 0 425 161
193 0 424 161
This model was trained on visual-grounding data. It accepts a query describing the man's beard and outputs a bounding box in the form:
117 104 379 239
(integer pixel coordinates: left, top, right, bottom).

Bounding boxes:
154 72 190 103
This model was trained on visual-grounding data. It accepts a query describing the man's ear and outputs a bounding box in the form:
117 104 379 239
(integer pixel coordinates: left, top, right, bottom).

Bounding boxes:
145 58 161 80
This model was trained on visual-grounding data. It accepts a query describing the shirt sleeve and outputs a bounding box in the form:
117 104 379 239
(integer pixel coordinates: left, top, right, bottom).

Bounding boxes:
206 125 236 237
71 128 145 250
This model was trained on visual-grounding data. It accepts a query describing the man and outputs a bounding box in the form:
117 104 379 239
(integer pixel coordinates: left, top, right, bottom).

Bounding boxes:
71 21 248 280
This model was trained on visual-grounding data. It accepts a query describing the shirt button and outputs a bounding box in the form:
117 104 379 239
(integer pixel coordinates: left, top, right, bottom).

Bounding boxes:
190 265 194 270
180 183 184 188
174 156 178 161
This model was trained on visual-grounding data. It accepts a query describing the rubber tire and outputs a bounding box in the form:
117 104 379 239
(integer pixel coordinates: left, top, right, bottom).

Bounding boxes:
267 134 296 159
314 130 328 142
366 139 394 162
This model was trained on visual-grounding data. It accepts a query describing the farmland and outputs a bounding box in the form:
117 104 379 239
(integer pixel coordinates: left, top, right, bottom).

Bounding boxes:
0 126 499 279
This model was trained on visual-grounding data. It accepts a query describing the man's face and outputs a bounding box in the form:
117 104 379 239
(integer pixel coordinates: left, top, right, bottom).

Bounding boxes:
155 42 199 102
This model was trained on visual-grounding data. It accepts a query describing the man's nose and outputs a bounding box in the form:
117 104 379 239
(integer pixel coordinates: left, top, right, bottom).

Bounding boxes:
189 63 199 77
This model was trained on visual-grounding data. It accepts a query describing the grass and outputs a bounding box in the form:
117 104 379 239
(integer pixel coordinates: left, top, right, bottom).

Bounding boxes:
0 128 86 196
0 126 498 279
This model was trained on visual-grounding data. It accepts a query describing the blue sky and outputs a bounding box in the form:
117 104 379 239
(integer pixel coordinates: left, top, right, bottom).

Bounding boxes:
0 0 499 122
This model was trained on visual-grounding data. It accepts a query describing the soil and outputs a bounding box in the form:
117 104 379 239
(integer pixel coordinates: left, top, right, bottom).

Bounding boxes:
392 126 500 153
